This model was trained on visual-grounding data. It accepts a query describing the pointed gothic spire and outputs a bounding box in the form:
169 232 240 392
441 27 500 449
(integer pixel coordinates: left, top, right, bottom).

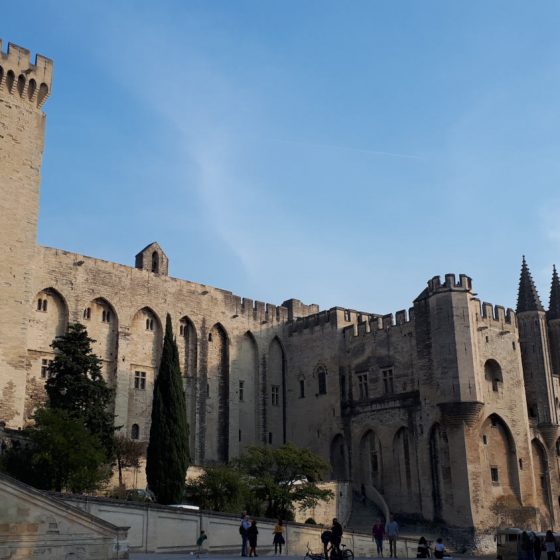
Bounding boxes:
517 256 544 313
548 265 560 320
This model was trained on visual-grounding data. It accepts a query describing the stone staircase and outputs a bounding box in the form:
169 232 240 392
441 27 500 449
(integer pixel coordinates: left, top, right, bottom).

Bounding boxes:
345 491 385 534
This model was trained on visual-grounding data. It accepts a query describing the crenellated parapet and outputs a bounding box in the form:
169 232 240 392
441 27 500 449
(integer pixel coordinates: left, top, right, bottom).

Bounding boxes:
343 307 415 341
0 40 53 109
427 273 472 293
472 298 516 330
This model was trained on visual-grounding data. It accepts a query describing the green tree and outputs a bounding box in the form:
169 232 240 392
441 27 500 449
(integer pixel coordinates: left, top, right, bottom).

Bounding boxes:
1 408 109 492
46 323 115 459
146 314 190 504
185 466 248 513
236 443 333 519
114 433 144 491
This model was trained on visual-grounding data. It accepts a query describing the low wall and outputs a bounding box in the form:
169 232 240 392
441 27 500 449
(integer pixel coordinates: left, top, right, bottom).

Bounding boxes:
63 495 421 557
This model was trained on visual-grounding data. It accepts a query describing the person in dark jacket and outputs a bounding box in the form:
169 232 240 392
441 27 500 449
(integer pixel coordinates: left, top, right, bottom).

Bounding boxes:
416 537 431 559
248 519 259 557
321 526 333 559
331 518 343 558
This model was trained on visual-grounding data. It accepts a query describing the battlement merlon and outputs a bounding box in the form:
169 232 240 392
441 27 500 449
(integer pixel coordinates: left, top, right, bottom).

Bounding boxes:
0 41 53 107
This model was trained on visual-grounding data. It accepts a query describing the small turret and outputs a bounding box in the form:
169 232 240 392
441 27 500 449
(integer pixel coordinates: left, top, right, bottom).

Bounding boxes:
517 256 544 312
548 265 560 320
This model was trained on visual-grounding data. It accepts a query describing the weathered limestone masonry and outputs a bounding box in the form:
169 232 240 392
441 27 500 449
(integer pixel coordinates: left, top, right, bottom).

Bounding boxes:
0 42 52 427
3 40 560 548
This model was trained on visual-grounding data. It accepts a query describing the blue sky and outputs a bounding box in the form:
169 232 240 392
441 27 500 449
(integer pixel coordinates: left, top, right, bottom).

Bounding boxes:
4 1 560 314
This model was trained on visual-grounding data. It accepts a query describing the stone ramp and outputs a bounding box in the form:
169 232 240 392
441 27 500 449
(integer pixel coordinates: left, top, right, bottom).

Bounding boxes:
0 472 128 559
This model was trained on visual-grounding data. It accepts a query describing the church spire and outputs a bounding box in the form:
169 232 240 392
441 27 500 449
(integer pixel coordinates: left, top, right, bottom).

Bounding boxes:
548 265 560 320
517 256 544 313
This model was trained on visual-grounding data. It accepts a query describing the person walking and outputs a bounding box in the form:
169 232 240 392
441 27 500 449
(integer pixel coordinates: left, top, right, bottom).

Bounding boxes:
372 519 385 557
240 513 250 557
544 531 556 560
273 519 285 555
534 534 543 560
331 518 343 559
248 519 259 557
385 515 399 558
196 530 208 559
321 525 333 560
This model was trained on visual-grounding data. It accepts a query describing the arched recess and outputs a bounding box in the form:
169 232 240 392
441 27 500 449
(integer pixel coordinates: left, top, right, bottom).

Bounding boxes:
330 434 349 480
479 414 520 503
237 331 259 451
359 429 383 491
178 315 198 456
25 288 69 423
484 359 503 393
532 438 552 519
82 297 118 385
127 307 162 441
429 423 453 521
392 427 413 507
267 337 286 446
207 323 229 463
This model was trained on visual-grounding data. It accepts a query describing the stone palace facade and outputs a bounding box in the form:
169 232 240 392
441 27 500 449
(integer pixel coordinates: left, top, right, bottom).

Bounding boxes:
2 40 560 540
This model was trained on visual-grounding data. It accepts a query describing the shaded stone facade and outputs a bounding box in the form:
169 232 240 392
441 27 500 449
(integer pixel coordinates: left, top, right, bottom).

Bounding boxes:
2 40 560 543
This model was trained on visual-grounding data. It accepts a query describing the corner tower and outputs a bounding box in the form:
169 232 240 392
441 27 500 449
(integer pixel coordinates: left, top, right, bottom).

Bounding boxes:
0 41 53 427
516 257 558 436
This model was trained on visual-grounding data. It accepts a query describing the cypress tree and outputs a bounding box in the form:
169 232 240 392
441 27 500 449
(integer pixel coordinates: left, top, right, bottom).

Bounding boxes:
146 313 190 504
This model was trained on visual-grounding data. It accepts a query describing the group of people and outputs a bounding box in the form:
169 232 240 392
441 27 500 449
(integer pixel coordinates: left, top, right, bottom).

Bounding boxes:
518 530 558 560
371 516 400 558
239 513 286 557
371 516 447 559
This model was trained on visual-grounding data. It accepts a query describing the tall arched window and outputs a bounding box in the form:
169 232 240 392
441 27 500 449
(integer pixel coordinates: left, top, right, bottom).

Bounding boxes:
151 251 159 273
484 359 503 392
131 424 140 440
317 366 327 395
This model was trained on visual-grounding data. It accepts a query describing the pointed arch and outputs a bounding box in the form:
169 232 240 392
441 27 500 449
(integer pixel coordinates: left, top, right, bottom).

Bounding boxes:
429 423 449 521
330 433 349 480
178 315 198 377
359 429 383 491
30 287 69 351
393 427 412 503
83 297 118 382
207 322 230 462
532 438 552 519
479 413 520 502
179 314 198 457
237 331 259 450
267 336 286 446
128 307 163 448
25 288 69 423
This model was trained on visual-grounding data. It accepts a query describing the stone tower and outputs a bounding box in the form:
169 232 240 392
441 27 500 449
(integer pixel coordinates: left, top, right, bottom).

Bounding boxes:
547 265 560 377
517 257 559 438
0 42 53 426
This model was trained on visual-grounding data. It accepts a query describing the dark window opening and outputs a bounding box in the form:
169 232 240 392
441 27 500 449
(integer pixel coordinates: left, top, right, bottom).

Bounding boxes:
40 358 53 379
268 432 272 444
83 307 91 320
145 318 154 331
482 434 487 445
151 251 159 273
134 371 146 390
382 368 394 394
519 458 523 470
239 380 245 402
491 466 499 484
131 424 140 440
271 385 280 406
317 367 327 395
357 372 369 400
102 310 111 323
299 379 305 398
239 429 242 442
